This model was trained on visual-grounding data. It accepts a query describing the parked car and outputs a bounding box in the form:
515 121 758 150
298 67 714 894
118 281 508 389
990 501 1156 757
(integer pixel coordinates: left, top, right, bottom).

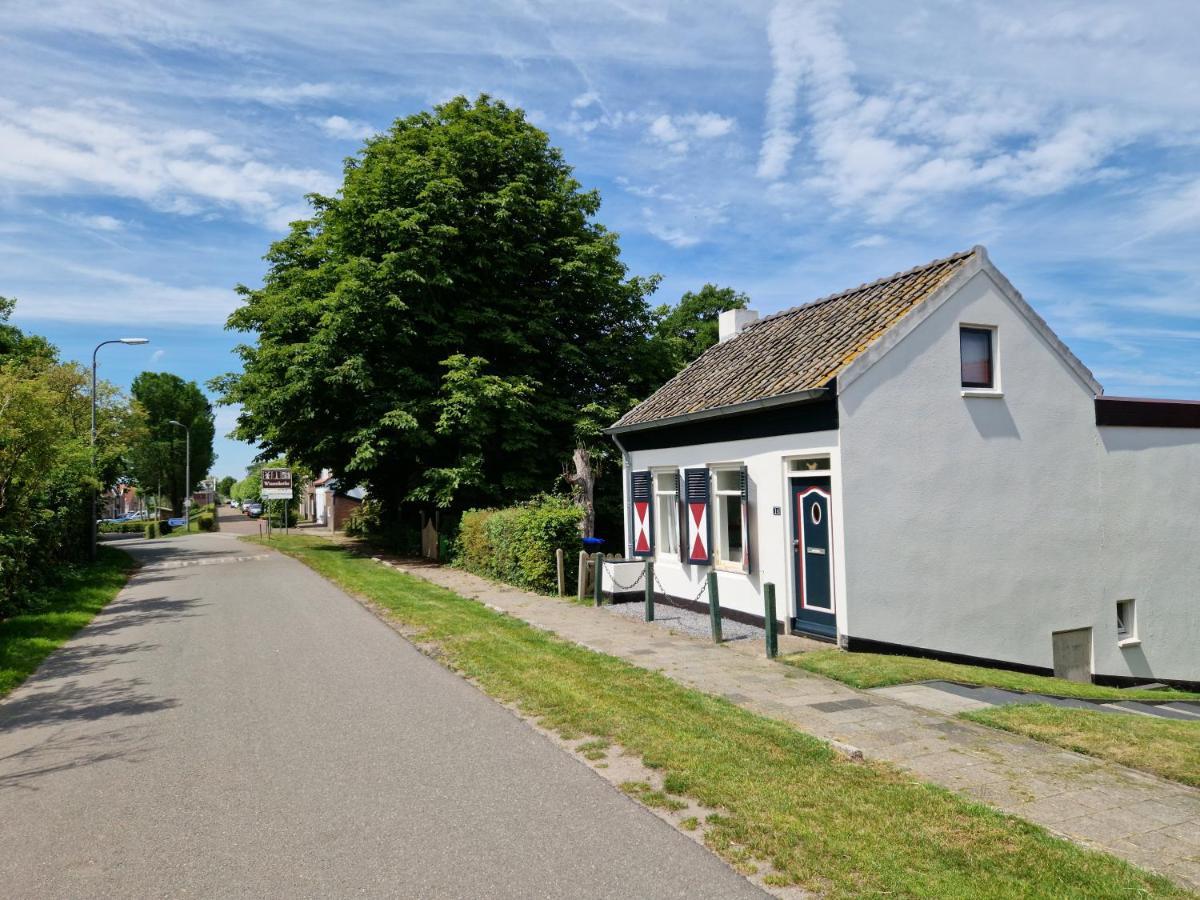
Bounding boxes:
244 503 263 517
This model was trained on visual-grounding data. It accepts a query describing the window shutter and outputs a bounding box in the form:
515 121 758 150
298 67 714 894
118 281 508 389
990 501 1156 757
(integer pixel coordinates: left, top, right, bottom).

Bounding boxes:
631 471 653 557
739 465 751 574
683 468 712 564
676 471 687 565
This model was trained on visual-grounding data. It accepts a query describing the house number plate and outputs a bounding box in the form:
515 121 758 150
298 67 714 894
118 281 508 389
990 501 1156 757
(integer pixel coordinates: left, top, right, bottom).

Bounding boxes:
807 547 826 555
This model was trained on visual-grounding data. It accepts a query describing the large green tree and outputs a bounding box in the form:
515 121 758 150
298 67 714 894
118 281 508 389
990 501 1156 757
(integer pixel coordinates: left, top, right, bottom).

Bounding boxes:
129 372 215 515
215 95 660 519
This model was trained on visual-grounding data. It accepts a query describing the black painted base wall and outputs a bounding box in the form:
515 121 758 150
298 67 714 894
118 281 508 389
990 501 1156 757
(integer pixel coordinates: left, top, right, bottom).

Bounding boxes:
845 636 1200 693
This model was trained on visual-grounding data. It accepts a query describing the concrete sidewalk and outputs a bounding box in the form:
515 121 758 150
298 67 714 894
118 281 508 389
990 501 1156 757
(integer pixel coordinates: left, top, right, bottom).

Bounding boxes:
369 552 1200 891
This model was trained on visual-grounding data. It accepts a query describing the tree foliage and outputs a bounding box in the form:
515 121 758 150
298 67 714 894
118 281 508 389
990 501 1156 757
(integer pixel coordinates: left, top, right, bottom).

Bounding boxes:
128 372 215 516
651 284 748 373
215 95 661 519
0 299 142 616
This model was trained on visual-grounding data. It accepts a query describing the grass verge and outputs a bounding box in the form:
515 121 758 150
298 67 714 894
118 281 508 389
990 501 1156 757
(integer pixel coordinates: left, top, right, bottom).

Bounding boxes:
249 534 1187 899
0 545 133 698
964 704 1200 788
784 648 1200 702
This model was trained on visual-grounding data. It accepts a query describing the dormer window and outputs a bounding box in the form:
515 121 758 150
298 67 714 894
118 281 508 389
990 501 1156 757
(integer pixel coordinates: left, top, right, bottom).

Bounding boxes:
960 326 995 389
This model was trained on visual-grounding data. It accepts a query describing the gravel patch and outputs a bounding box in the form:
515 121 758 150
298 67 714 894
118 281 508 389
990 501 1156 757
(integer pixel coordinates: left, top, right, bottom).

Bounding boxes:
603 599 764 643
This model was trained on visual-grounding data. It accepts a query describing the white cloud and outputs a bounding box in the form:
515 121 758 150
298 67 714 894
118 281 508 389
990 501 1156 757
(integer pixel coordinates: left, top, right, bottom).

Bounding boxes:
571 91 601 109
646 111 736 154
316 115 376 141
0 100 337 228
67 213 125 231
230 82 336 105
755 0 1154 222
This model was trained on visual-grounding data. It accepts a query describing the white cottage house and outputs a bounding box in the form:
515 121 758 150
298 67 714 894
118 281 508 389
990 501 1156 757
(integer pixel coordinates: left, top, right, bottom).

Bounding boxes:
606 247 1200 688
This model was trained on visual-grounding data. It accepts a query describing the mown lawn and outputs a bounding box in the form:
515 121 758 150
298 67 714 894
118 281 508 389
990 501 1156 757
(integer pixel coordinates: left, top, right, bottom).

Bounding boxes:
249 534 1188 899
0 546 133 698
784 648 1200 702
965 704 1200 788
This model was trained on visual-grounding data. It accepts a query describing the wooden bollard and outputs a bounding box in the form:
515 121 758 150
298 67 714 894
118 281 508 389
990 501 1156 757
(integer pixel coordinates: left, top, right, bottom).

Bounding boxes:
593 552 604 607
644 560 654 622
556 548 566 597
764 582 778 659
577 551 588 601
707 571 721 643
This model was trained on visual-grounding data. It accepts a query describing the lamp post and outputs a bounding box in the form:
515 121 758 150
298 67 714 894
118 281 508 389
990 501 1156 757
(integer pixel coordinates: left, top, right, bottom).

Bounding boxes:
168 420 191 533
91 337 149 559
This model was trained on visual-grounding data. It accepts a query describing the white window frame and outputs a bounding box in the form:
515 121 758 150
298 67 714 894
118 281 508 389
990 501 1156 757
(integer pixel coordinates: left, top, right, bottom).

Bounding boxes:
652 469 680 563
1116 598 1139 646
711 465 745 572
960 323 1003 398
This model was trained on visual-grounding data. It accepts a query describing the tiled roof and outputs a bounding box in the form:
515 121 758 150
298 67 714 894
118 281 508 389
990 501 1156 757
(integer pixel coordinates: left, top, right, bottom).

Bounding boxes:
614 248 978 428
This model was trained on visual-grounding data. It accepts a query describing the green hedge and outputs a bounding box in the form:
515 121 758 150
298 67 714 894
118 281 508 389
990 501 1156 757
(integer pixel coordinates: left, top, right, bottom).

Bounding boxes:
197 513 215 532
98 521 147 534
143 522 159 539
455 495 583 593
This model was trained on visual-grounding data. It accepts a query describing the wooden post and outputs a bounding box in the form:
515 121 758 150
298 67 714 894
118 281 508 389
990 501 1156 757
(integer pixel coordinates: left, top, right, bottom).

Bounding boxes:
644 560 654 622
764 582 778 659
556 548 566 597
707 571 722 643
593 552 604 607
577 551 588 601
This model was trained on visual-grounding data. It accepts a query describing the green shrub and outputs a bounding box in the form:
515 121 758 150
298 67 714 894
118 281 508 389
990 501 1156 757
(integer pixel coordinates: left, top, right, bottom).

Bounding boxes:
143 522 159 539
345 499 382 538
197 513 215 532
98 521 147 534
158 520 173 535
454 495 583 593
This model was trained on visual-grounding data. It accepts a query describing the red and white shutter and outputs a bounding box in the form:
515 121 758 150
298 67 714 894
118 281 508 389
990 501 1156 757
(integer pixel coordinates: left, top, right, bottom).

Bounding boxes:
631 471 653 557
739 465 751 574
683 468 712 565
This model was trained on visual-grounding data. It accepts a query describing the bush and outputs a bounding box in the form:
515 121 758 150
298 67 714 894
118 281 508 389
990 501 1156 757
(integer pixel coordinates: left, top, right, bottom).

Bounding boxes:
455 495 583 593
344 499 382 538
158 520 173 535
98 521 147 534
197 513 215 532
143 522 159 539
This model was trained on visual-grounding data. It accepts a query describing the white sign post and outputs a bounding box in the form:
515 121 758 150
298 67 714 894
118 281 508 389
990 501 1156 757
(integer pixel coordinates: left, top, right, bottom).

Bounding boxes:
260 469 293 534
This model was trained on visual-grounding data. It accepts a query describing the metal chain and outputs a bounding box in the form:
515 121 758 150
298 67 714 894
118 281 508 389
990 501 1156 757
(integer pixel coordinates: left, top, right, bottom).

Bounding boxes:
603 565 645 592
652 569 708 604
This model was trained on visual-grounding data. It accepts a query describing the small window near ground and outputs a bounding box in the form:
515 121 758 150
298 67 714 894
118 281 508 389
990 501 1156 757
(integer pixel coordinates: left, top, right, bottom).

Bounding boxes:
654 471 679 559
713 468 744 567
1116 599 1136 640
960 326 994 389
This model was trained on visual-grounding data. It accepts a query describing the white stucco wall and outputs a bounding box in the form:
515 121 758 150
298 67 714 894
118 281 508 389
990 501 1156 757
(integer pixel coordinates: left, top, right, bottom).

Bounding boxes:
1096 427 1200 681
838 267 1198 682
623 430 842 624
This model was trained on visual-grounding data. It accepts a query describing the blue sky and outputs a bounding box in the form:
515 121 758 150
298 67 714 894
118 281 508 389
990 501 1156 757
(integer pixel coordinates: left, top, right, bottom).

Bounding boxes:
4 1 1200 478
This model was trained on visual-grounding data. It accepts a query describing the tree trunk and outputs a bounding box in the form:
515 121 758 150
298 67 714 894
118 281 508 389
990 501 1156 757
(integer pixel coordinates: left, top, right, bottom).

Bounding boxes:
566 446 596 538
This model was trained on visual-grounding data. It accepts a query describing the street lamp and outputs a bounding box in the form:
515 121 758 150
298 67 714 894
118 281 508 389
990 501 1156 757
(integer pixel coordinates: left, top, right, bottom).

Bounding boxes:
168 419 191 533
91 337 149 559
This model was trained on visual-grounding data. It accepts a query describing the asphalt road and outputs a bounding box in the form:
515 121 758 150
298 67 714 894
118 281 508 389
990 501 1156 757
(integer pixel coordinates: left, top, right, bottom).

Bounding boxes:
0 527 763 899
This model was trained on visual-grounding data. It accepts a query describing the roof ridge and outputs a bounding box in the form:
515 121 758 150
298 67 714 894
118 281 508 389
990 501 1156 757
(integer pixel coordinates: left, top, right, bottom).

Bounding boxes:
748 247 978 329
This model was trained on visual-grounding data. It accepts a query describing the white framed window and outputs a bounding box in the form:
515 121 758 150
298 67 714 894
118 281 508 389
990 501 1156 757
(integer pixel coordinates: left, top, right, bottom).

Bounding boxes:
1116 599 1137 643
712 467 744 569
960 324 1002 396
653 470 679 560
788 456 830 473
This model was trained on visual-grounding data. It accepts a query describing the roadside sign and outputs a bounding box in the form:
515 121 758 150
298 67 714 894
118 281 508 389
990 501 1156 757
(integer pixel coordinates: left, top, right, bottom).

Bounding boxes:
261 468 293 499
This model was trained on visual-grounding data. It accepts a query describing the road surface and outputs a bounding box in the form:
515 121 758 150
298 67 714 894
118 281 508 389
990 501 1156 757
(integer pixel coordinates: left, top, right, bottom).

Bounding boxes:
0 524 762 898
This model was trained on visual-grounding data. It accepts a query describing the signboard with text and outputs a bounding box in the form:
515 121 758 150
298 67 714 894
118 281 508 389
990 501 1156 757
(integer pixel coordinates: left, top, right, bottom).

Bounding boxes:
261 468 293 500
